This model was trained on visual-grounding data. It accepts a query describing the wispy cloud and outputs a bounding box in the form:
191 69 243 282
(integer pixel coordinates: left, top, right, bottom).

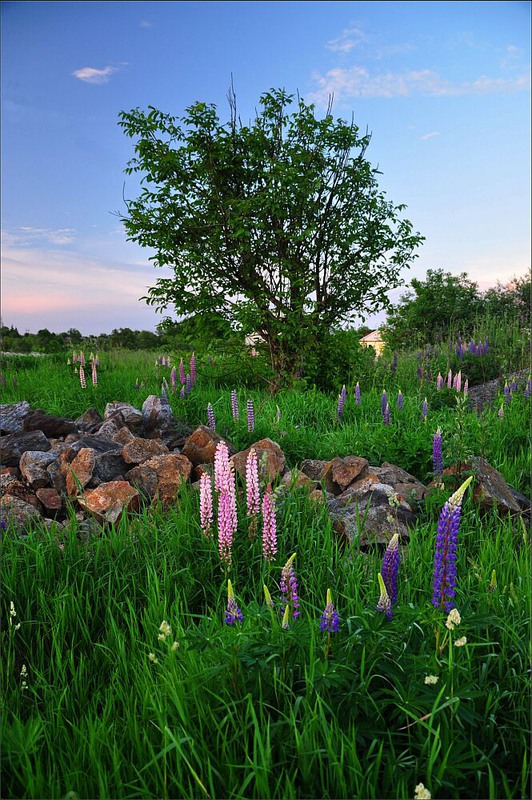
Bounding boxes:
309 66 530 105
326 27 368 54
72 65 120 84
16 227 76 245
139 19 152 28
419 131 440 140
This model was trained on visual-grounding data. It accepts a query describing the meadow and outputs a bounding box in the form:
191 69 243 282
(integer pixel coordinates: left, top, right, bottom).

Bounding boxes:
1 332 530 800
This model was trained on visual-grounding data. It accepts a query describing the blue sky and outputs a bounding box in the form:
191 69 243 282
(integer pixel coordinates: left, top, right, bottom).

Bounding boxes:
1 0 530 335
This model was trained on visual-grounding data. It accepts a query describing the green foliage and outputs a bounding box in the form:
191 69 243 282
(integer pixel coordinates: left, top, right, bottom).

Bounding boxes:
118 86 424 382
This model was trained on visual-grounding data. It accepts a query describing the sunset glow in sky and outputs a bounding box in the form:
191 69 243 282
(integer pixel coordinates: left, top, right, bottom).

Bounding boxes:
2 1 530 334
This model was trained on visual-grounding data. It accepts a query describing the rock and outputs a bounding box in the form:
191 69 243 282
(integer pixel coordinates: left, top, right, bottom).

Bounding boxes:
95 419 123 440
77 480 140 525
125 464 159 499
112 427 137 445
1 494 42 531
122 437 169 465
0 430 51 467
75 408 103 431
300 459 328 482
181 426 234 466
19 451 57 489
35 487 63 514
23 409 76 437
90 451 129 486
231 439 286 483
468 457 522 515
104 402 145 434
136 453 192 506
320 456 369 494
66 448 96 495
331 504 410 548
281 469 316 490
142 395 174 432
0 401 31 433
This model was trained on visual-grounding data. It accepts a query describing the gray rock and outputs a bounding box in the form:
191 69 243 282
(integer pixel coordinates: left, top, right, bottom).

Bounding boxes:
0 401 31 433
0 430 51 467
19 450 57 489
142 395 174 432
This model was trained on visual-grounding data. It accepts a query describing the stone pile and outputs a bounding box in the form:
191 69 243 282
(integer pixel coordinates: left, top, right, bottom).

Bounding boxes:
1 399 528 543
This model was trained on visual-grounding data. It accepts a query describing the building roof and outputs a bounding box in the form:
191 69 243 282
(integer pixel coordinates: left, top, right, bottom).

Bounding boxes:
359 330 383 343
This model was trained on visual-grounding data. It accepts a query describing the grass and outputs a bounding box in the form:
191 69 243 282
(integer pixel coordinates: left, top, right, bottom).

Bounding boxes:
1 345 530 799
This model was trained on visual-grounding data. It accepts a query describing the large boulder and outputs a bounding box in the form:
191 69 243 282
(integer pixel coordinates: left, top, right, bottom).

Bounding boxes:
0 430 51 467
231 439 286 483
76 481 140 525
0 401 31 433
181 426 234 467
19 450 57 489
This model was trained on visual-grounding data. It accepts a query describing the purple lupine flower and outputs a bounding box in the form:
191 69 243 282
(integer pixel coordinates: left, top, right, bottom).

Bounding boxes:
504 382 511 404
381 532 400 605
432 476 472 612
185 374 192 395
199 472 213 537
179 359 185 384
381 390 388 415
207 403 216 430
510 380 517 393
524 377 531 398
0 519 7 531
436 372 443 391
247 399 255 432
433 427 443 478
261 485 277 562
245 448 260 517
383 402 391 425
91 362 98 386
224 580 244 625
79 366 86 389
354 382 361 405
456 343 463 359
280 553 300 622
190 353 196 386
376 573 393 619
482 337 489 355
337 386 346 419
447 369 453 390
422 397 428 421
320 588 340 633
170 366 177 393
468 340 476 354
179 386 185 399
157 355 163 366
397 389 404 411
230 390 239 421
161 379 168 400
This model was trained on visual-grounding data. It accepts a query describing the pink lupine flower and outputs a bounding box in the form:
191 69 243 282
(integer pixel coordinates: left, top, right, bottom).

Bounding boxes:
463 379 469 396
218 487 235 568
436 372 443 391
79 351 85 367
179 359 185 384
200 473 213 537
447 369 452 390
170 366 177 393
214 442 237 536
245 449 260 517
91 362 98 386
79 366 86 389
261 485 277 562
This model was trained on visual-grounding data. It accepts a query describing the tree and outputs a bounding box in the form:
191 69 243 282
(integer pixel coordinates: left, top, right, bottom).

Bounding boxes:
118 87 424 382
384 269 483 349
481 274 531 323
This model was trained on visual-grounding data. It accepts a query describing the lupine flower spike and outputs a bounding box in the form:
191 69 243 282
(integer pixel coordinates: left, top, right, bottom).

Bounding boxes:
247 399 255 432
436 372 443 391
199 473 213 537
179 359 185 384
397 389 404 411
185 374 192 394
225 580 244 625
79 365 86 389
320 588 340 633
381 389 388 415
381 533 400 606
245 449 260 517
504 382 511 404
261 485 277 562
432 427 443 478
376 573 393 619
337 389 346 419
280 553 300 625
498 405 504 419
463 379 469 396
170 366 177 393
230 390 239 421
190 353 197 386
207 403 216 430
383 403 391 425
91 362 98 386
447 369 452 389
422 397 428 421
432 476 473 612
354 382 361 405
524 377 531 398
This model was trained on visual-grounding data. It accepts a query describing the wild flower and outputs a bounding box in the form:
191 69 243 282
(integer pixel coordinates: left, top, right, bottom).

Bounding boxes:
207 403 216 430
9 601 21 630
422 397 428 421
432 476 473 612
397 389 404 410
447 369 452 389
261 486 277 562
79 366 86 389
424 675 439 685
436 372 443 391
79 351 85 367
320 588 340 633
354 382 361 405
247 399 255 432
488 569 497 592
263 584 275 609
503 382 512 404
180 387 185 399
414 783 431 800
218 488 235 568
161 379 169 399
214 442 231 493
170 366 177 393
445 607 461 630
199 473 213 537
225 579 244 625
381 389 388 415
20 663 28 691
245 449 260 517
171 641 179 652
148 653 159 664
179 359 185 384
376 573 392 619
381 533 400 605
276 405 282 422
463 378 469 396
383 403 391 425
453 371 462 392
454 636 467 647
185 374 192 394
190 353 197 386
337 387 346 419
158 620 171 641
91 362 98 386
230 390 239 421
524 377 531 397
280 553 300 622
432 427 443 477
498 405 504 419
510 379 517 393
